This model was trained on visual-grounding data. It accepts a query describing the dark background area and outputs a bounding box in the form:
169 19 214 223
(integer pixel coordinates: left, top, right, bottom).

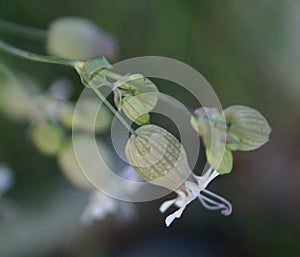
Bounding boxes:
0 1 299 256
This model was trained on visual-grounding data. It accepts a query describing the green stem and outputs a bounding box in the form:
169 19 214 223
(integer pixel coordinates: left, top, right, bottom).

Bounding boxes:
89 84 137 136
0 19 47 42
0 40 74 66
0 30 135 135
101 69 127 82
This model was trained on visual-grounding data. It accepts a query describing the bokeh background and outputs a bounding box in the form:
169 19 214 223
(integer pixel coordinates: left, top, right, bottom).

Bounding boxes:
0 1 300 256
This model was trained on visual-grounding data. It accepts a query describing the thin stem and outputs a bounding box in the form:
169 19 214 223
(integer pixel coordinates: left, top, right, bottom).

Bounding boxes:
101 69 127 83
0 40 74 66
89 84 137 136
0 19 47 42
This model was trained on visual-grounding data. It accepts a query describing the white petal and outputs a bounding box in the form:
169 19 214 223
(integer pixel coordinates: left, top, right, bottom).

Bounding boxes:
165 207 185 227
159 198 178 213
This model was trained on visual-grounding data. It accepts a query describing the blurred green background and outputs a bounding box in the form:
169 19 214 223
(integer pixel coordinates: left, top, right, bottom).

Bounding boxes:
0 0 300 256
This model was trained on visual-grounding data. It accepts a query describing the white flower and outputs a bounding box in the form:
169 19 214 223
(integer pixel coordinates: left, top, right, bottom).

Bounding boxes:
79 165 139 225
80 191 136 225
125 124 232 227
159 166 232 227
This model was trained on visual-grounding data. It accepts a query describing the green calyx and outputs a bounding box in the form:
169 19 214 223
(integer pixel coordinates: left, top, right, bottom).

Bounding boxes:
74 57 111 88
125 124 191 191
191 105 271 174
121 96 150 125
223 105 272 151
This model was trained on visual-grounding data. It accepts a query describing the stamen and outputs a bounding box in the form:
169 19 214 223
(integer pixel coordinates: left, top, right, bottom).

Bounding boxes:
199 189 232 216
198 194 224 210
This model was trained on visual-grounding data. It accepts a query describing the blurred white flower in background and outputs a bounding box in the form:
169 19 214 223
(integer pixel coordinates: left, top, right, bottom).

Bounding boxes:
80 190 136 225
80 163 140 225
0 165 14 197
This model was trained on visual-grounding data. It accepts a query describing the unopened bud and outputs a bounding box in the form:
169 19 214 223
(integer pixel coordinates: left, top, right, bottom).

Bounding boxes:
224 105 272 151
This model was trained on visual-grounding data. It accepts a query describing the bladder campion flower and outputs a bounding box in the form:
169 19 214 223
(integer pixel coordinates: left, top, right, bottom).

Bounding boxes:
125 124 232 226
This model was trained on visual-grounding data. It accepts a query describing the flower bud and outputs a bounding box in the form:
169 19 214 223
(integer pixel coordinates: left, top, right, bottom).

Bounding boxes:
31 123 65 156
125 124 191 191
47 17 118 61
121 95 150 125
117 74 158 125
224 105 272 151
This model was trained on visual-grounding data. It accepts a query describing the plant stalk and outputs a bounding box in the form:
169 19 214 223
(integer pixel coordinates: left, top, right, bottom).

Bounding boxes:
0 40 74 66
